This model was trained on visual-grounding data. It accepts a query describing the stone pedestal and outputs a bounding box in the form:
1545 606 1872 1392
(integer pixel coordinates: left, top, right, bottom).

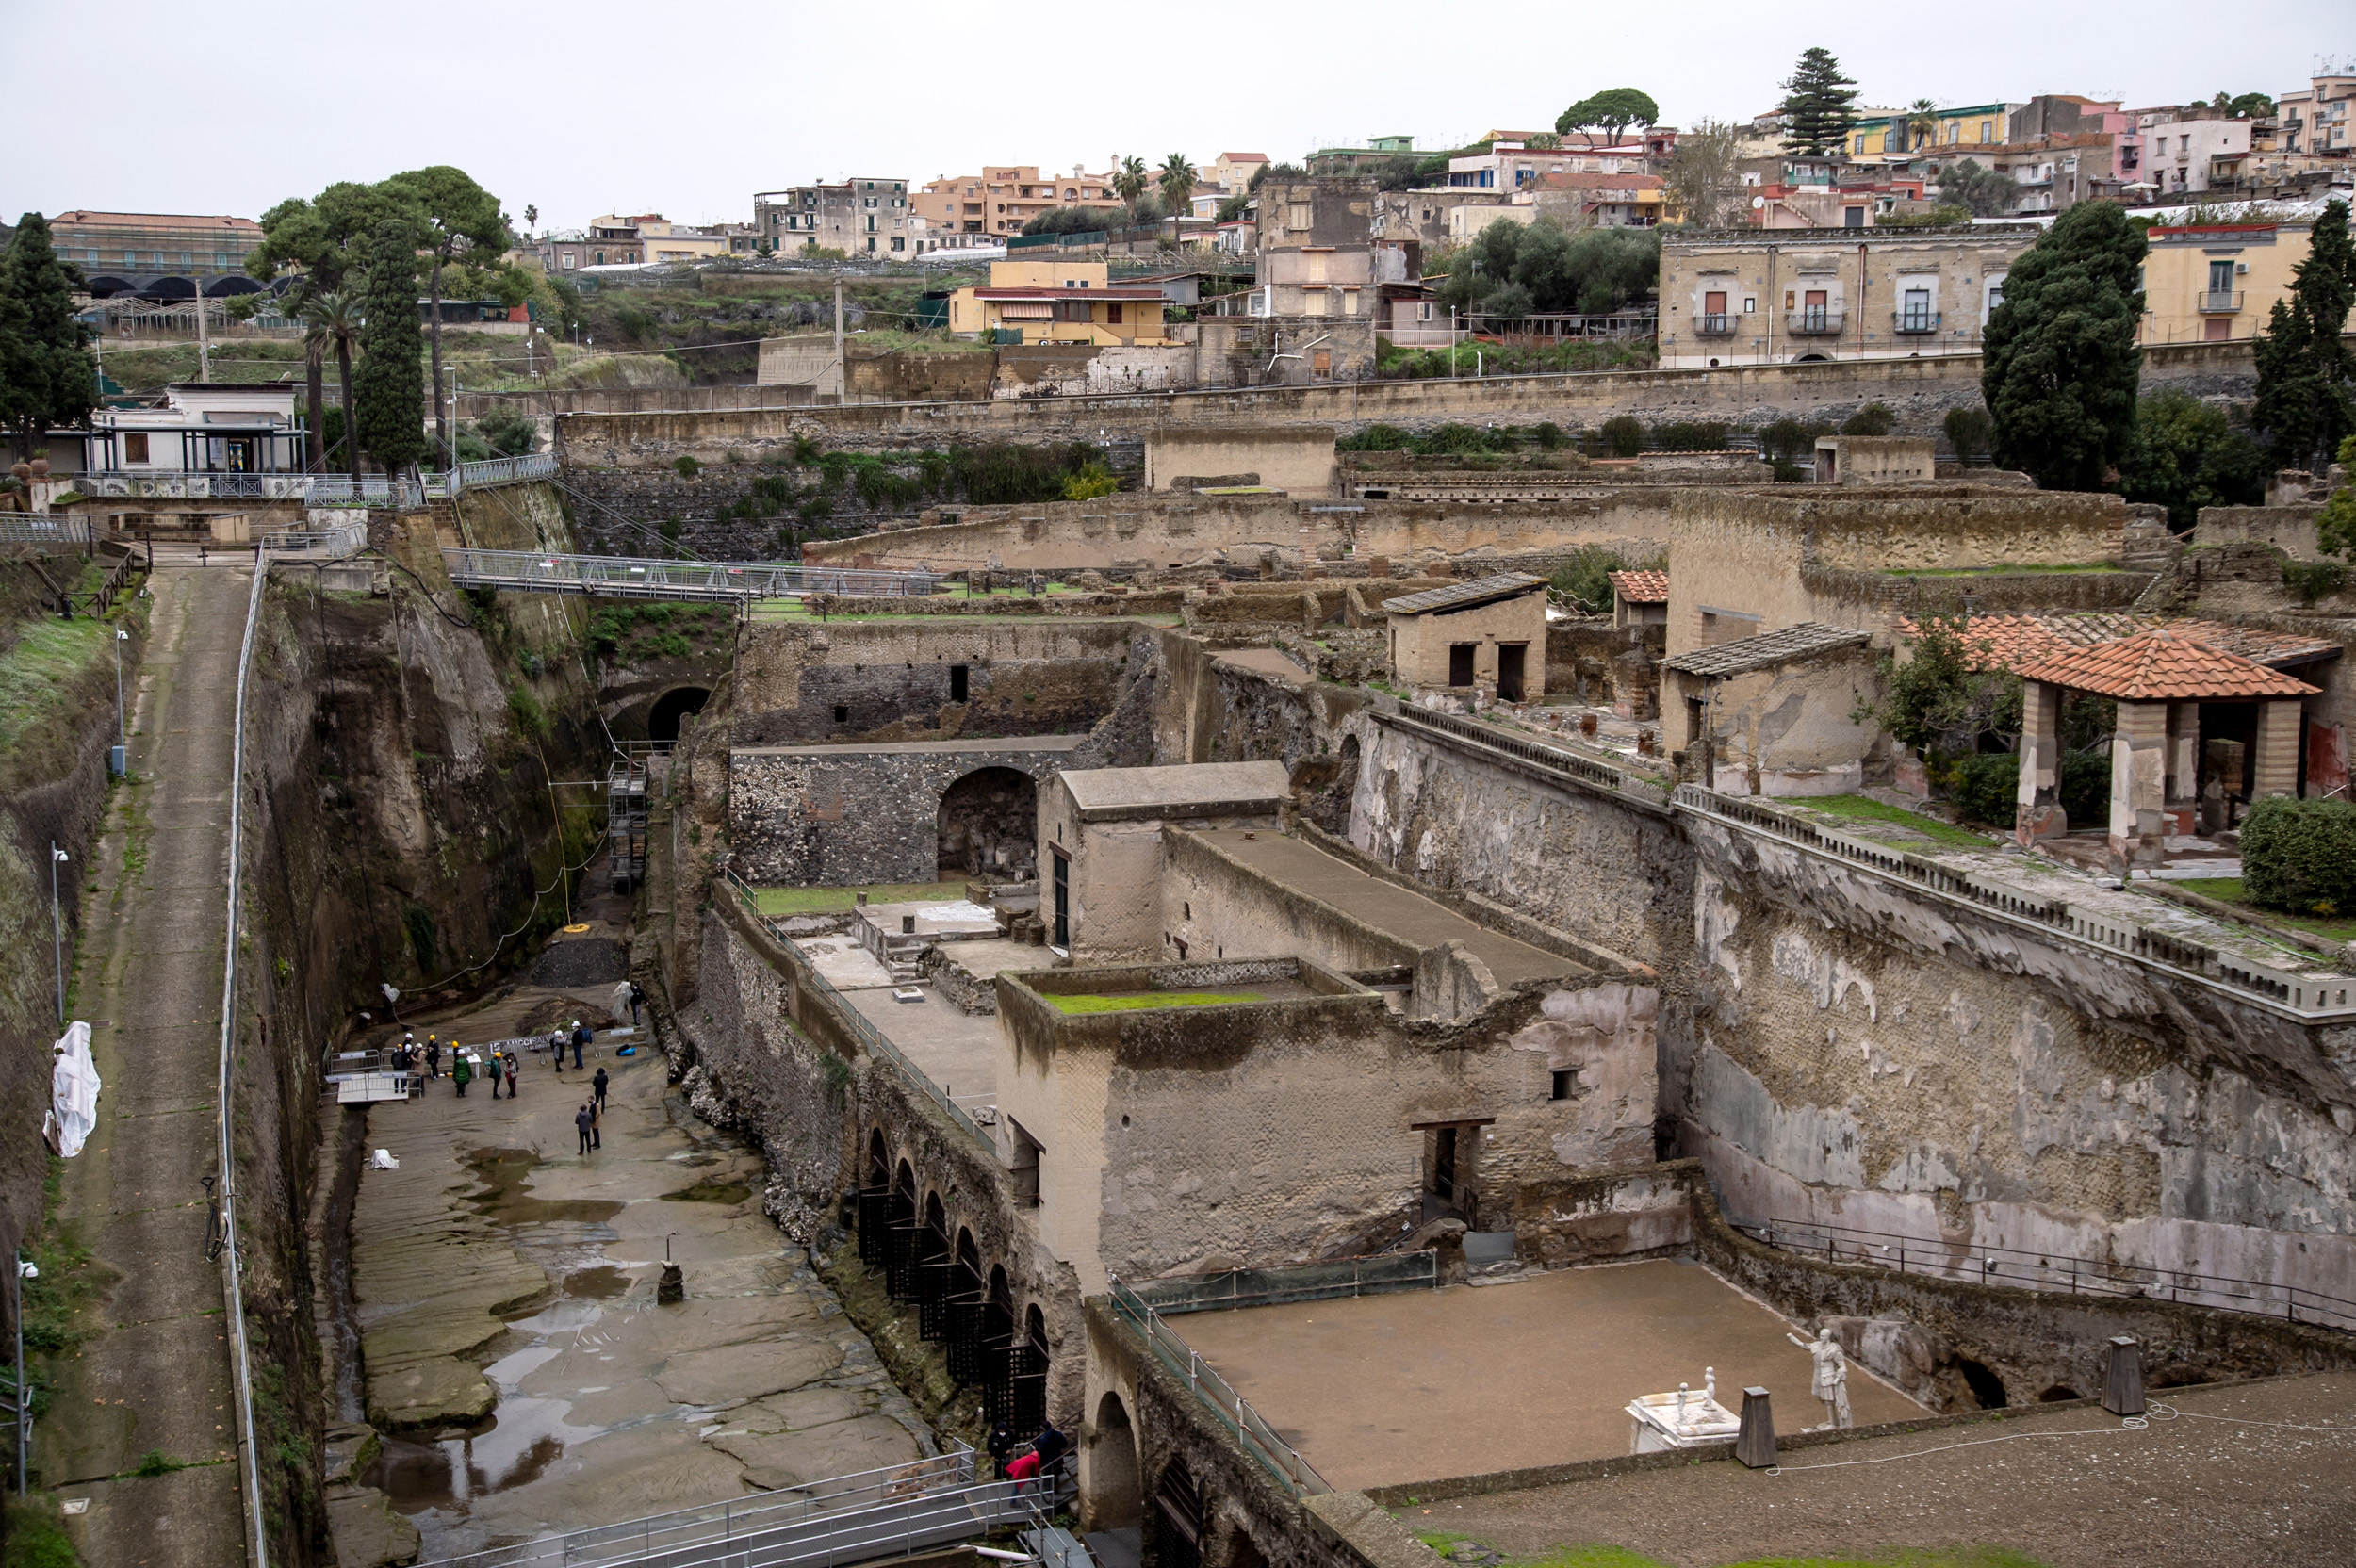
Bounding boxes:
1736 1386 1777 1468
2103 1335 2145 1417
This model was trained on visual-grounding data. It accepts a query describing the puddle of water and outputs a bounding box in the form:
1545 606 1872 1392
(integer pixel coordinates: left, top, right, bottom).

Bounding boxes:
466 1147 627 1227
662 1176 753 1204
484 1345 563 1388
566 1264 633 1298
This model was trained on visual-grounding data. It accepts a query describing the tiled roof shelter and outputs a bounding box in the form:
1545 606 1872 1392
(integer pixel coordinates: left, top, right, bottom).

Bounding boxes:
2012 629 2320 870
1894 613 2343 677
2013 630 2322 702
1607 569 1669 604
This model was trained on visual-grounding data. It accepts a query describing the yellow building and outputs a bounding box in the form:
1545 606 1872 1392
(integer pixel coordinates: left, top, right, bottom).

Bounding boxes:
945 260 1176 346
2139 219 2354 345
633 217 732 263
1846 103 2011 158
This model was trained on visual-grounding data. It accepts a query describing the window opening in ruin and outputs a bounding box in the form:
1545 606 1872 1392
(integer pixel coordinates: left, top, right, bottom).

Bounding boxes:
1955 1357 2008 1408
950 663 970 702
1448 644 1476 687
1052 848 1071 948
834 705 849 724
1551 1069 1576 1101
1432 1126 1458 1200
1497 643 1527 702
1007 1119 1043 1207
1153 1462 1204 1568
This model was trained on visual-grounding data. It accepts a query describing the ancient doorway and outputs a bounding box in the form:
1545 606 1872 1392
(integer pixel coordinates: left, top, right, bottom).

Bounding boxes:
1086 1390 1142 1528
937 766 1038 878
648 686 710 743
1152 1461 1203 1568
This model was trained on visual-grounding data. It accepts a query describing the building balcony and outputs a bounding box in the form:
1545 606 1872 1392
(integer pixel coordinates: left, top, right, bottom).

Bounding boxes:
1892 310 1940 335
2200 290 2244 314
1693 313 1736 336
1786 308 1844 335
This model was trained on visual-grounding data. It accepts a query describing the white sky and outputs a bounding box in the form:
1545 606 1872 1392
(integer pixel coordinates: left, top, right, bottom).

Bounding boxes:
4 0 2345 234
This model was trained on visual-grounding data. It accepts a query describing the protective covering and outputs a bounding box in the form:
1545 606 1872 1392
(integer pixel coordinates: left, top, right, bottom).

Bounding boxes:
47 1021 101 1158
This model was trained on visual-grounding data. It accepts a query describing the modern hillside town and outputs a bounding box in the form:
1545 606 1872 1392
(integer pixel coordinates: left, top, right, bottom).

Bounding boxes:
5 17 2356 1568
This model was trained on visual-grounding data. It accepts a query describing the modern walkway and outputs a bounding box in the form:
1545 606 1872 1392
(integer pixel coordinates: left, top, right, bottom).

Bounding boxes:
40 568 250 1568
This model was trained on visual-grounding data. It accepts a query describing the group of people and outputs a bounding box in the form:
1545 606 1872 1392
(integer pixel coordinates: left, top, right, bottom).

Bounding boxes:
986 1420 1070 1489
393 1033 527 1100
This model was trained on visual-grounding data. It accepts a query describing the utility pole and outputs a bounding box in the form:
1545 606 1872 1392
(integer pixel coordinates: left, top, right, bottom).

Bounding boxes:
833 279 845 401
195 284 212 383
112 628 128 776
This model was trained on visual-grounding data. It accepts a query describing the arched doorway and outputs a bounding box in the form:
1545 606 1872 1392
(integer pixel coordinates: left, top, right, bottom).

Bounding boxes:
1014 1302 1050 1435
947 1230 985 1384
648 686 710 743
937 767 1038 879
918 1195 954 1340
1151 1461 1203 1568
886 1161 919 1300
857 1131 892 1266
1085 1391 1142 1529
982 1265 1017 1429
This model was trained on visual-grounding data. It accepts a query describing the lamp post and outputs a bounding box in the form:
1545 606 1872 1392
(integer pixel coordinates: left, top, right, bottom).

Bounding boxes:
50 844 69 1023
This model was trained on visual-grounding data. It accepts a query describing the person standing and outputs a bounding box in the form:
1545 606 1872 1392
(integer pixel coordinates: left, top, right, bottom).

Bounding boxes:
550 1026 567 1073
487 1049 505 1100
451 1048 472 1098
575 1103 594 1156
588 1096 602 1151
592 1066 610 1113
629 982 646 1027
570 1020 590 1070
425 1036 441 1080
502 1050 520 1098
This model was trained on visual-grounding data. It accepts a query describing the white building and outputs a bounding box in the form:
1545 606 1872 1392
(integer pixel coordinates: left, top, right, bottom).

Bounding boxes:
64 383 306 477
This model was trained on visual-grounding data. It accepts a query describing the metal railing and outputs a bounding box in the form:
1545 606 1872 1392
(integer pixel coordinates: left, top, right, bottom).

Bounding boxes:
415 1444 1050 1568
260 520 367 559
1786 308 1844 335
219 555 271 1567
1672 784 2356 1021
444 548 939 602
431 452 560 496
1693 313 1736 336
1108 1276 1333 1499
302 475 426 509
1730 1216 2356 1333
1892 310 1941 335
1381 703 1655 802
721 870 991 1149
1129 1250 1437 1314
2200 289 2245 313
0 514 87 549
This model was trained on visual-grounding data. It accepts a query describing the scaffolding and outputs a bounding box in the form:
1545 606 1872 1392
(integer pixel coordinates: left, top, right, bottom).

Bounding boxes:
607 759 649 892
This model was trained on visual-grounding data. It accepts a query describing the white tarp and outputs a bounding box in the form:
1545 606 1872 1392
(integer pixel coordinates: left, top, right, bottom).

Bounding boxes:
47 1021 100 1158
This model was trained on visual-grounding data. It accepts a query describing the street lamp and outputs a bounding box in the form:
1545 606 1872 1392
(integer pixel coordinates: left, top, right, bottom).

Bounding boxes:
50 844 69 1023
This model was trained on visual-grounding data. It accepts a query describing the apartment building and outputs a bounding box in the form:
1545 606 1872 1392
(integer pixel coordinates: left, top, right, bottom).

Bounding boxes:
1247 176 1407 318
540 217 646 270
1210 152 1270 193
753 178 912 257
633 217 731 263
2139 219 2356 346
1443 141 1655 191
2279 68 2356 155
2133 107 2255 197
943 259 1173 345
51 211 265 295
1658 225 2037 369
1846 103 2014 159
913 167 1122 244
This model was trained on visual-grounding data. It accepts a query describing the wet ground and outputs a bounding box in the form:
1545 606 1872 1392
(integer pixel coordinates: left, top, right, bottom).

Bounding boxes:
343 929 929 1560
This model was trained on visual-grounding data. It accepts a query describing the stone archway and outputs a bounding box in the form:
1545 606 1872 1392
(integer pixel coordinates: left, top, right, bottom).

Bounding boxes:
937 766 1039 879
1084 1390 1142 1529
648 685 711 743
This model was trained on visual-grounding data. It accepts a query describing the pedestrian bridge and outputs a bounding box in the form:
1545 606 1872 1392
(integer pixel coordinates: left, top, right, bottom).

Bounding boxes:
441 548 939 602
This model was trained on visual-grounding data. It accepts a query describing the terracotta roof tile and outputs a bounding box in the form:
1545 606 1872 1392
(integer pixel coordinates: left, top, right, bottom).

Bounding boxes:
1608 568 1669 603
2012 629 2322 701
1890 613 2343 675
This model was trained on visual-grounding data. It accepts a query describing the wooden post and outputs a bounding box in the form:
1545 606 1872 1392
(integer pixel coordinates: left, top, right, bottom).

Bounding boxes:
2103 1336 2144 1417
1736 1386 1776 1468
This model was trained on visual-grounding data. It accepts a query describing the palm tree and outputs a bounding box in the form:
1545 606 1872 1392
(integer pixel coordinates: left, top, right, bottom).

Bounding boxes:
299 286 365 482
1113 155 1152 225
1907 98 1939 154
1157 155 1199 243
282 280 329 471
523 204 538 240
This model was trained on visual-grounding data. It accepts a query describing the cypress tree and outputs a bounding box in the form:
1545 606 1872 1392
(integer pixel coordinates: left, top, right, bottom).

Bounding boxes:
1778 48 1860 157
1980 200 2147 491
352 218 428 475
0 213 98 457
2251 198 2355 473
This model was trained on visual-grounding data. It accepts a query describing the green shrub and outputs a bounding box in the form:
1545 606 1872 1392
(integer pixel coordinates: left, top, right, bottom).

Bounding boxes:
1841 402 1897 436
673 455 701 478
1596 415 1645 457
1950 750 2021 826
1532 421 1566 449
3 1493 84 1568
1649 420 1729 451
2060 750 2109 827
2241 796 2356 916
1944 406 1994 464
1061 460 1120 500
1549 545 1626 612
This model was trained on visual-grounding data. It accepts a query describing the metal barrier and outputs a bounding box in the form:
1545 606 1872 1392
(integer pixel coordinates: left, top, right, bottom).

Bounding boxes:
302 476 425 510
440 453 559 494
415 1445 1039 1568
1729 1215 2356 1333
1379 703 1652 801
1129 1250 1437 1315
1108 1276 1333 1498
1671 784 2356 1021
260 520 367 559
721 870 991 1149
444 548 939 602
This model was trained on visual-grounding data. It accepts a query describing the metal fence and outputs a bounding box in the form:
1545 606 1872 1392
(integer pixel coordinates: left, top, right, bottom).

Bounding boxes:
443 548 939 602
260 520 367 559
1130 1250 1438 1315
291 476 426 509
1729 1216 2356 1333
435 453 561 495
416 1445 1005 1568
720 870 991 1149
1107 1276 1333 1499
1382 702 1650 801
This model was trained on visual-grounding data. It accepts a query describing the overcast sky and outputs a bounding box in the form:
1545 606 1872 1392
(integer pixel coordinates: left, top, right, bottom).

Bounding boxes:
6 1 2345 234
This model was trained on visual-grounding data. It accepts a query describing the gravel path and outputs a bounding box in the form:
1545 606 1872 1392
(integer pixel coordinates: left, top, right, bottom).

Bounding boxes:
1415 1376 2356 1567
